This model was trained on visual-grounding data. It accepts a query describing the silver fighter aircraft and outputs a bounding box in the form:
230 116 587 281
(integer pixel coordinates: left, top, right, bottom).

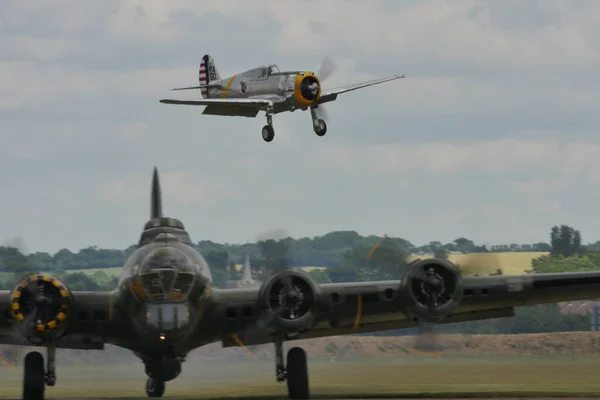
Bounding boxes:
160 54 404 142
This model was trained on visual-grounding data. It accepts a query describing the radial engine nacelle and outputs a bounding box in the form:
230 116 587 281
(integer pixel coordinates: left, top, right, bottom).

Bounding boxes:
257 269 323 335
397 258 464 323
8 273 73 345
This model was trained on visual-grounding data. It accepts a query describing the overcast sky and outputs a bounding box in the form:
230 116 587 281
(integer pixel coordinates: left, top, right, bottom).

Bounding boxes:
2 0 600 254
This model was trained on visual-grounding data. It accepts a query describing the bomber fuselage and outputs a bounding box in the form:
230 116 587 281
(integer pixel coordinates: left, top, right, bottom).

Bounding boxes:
105 217 219 365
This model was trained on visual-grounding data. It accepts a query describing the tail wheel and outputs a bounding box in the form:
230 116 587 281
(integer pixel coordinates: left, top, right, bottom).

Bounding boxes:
146 378 165 398
286 347 309 399
23 351 45 400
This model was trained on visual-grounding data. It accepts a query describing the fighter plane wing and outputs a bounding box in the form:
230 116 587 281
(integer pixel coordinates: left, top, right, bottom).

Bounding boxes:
207 259 600 348
159 98 274 108
159 97 277 117
0 286 116 350
318 75 405 105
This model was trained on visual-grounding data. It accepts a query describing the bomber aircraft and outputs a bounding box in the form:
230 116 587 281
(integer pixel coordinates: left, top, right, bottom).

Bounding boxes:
159 54 404 142
4 168 600 400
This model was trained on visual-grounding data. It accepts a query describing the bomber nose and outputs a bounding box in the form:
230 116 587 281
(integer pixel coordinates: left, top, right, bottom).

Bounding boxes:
137 246 197 303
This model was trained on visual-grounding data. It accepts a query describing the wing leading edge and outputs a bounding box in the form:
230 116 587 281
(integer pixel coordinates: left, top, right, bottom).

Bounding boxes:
318 75 405 104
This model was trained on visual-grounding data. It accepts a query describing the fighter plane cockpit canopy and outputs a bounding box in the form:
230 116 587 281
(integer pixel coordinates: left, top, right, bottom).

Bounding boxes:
242 65 280 80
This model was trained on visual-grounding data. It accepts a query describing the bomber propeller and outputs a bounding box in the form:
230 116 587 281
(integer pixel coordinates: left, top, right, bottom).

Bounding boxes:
366 236 502 354
0 236 36 363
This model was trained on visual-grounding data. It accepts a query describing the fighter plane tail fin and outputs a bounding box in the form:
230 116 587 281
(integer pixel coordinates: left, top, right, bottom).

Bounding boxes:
151 166 163 220
199 54 222 98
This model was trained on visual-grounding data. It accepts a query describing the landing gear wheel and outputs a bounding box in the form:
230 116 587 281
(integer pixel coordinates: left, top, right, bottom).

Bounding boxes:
23 351 45 400
262 125 275 142
314 119 327 137
286 347 309 400
145 378 165 398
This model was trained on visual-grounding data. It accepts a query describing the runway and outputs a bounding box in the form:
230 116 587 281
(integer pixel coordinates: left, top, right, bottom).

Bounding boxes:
6 398 599 400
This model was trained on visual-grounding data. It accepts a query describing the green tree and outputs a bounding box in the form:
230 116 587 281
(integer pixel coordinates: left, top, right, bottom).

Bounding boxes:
550 225 582 257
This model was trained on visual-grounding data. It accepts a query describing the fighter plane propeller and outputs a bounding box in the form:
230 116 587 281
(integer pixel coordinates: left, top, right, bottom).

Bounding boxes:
160 54 404 142
3 168 600 400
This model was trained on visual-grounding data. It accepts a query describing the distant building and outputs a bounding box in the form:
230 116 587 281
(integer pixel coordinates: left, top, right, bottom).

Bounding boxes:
225 252 261 289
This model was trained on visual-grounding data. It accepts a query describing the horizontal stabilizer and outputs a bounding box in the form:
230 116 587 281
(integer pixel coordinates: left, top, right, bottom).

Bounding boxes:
170 83 221 91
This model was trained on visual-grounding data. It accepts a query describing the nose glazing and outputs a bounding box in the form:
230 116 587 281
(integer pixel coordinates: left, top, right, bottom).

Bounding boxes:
138 247 197 303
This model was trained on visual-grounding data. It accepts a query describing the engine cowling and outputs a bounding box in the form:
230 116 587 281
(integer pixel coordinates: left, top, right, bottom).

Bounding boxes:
292 72 321 107
9 273 73 344
398 258 463 323
257 269 322 335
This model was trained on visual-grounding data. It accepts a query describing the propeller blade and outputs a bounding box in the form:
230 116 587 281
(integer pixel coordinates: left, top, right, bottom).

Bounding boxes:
317 56 337 82
412 324 441 355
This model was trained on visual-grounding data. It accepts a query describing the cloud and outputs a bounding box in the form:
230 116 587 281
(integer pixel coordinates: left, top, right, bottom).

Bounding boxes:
311 138 563 176
2 0 600 253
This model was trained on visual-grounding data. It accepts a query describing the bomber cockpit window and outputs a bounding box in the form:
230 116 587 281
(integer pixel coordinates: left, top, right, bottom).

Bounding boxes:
132 247 198 302
139 270 196 302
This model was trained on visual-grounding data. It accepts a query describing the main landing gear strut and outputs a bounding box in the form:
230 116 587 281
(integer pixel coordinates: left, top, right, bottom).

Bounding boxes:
23 342 57 400
275 337 310 399
260 109 327 143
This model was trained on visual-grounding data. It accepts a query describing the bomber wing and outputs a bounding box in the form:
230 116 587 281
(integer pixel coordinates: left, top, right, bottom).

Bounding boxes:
318 75 405 105
203 260 600 348
0 288 118 350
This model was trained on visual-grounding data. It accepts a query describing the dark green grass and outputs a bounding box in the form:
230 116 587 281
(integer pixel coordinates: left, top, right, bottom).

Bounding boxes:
2 355 600 398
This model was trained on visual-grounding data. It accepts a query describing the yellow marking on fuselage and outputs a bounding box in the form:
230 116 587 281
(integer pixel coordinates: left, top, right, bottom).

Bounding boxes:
221 74 238 98
352 294 363 330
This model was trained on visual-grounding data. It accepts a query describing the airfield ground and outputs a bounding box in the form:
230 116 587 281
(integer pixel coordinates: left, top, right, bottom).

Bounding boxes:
2 332 600 398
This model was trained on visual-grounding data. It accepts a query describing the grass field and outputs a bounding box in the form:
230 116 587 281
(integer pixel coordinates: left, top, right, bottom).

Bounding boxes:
1 355 599 398
408 252 549 275
66 252 549 279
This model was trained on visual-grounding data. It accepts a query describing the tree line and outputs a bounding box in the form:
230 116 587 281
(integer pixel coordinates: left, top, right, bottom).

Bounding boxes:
0 231 558 275
0 224 597 336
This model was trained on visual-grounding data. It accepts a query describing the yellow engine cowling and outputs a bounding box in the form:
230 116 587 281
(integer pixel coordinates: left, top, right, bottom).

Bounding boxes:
10 273 72 343
292 71 322 107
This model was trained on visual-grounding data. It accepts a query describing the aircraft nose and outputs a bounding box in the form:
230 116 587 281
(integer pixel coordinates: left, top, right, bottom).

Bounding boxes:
138 247 197 303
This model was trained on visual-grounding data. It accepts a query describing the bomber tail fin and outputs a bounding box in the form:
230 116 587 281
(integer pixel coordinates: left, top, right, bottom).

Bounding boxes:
151 166 163 220
199 54 222 98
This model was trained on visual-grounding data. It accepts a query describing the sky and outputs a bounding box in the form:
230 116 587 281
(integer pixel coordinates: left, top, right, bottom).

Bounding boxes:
2 0 600 254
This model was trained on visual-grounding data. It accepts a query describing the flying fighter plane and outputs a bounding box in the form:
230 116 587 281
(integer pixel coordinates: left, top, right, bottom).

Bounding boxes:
5 168 600 400
159 54 404 142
